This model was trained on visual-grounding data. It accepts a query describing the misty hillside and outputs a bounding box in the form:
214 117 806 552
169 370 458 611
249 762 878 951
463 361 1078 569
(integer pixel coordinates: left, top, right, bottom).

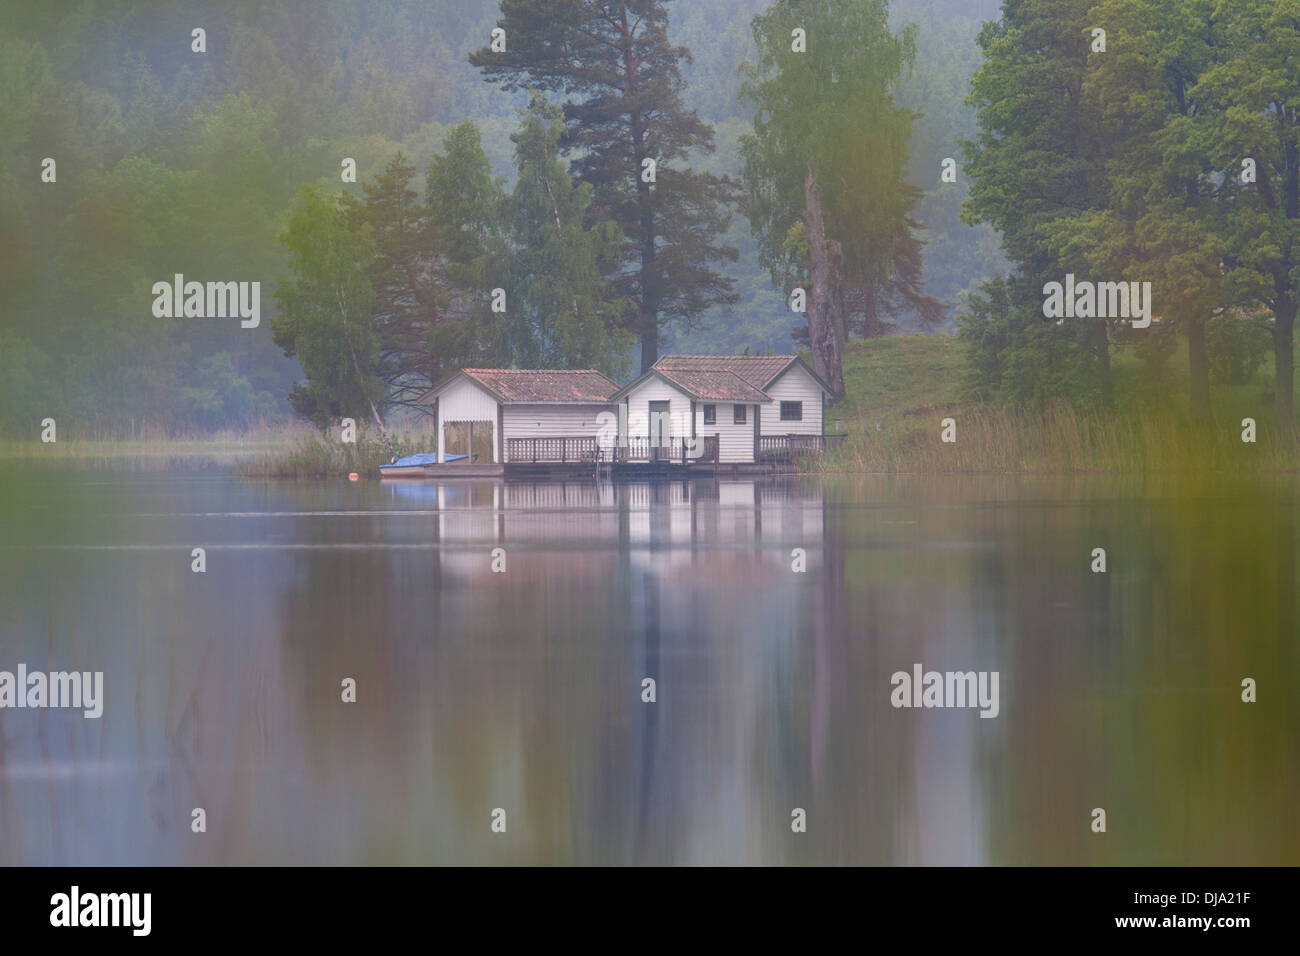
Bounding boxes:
0 0 1005 434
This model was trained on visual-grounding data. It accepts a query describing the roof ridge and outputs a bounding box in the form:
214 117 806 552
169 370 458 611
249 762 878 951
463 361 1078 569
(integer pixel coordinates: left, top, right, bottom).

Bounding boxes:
648 366 773 402
655 353 795 360
464 367 604 374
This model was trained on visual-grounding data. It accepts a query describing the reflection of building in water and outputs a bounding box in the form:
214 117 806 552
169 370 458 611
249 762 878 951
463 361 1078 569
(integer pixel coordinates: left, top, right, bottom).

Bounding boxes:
390 475 833 863
407 479 825 580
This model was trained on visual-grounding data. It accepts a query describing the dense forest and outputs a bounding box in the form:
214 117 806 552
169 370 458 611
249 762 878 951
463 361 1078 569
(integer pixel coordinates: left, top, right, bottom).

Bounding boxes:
0 0 1002 435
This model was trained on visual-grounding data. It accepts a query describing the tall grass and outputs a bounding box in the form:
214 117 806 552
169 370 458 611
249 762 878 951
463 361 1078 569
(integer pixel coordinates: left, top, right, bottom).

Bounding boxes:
814 402 1298 474
0 422 310 466
0 422 439 477
236 431 433 478
0 419 296 447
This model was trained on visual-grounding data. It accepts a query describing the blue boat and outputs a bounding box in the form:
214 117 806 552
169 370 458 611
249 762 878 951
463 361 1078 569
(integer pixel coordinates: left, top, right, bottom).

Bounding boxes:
378 452 467 477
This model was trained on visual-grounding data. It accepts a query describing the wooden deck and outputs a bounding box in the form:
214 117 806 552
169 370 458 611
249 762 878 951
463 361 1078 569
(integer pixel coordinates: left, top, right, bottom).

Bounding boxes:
381 433 844 478
613 436 720 464
505 436 600 464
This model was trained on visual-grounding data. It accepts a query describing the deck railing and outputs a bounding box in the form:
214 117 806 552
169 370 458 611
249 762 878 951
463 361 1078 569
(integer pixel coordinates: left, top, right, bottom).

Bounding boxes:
615 435 719 464
758 433 844 461
505 436 600 464
506 433 843 465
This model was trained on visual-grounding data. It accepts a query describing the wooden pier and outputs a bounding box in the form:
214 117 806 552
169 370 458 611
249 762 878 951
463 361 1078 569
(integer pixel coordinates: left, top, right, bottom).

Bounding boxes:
382 433 845 480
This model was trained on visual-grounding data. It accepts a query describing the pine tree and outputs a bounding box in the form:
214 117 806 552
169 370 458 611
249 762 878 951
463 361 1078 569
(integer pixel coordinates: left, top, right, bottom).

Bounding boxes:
961 0 1114 407
425 121 513 369
506 93 632 374
470 0 739 371
341 154 446 412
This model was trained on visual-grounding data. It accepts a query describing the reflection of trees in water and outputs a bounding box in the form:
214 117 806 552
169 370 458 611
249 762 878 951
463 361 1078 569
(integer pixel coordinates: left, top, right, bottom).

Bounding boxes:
176 477 1300 864
604 478 838 862
804 479 922 863
264 478 821 862
632 569 660 865
16 472 1292 863
984 480 1300 864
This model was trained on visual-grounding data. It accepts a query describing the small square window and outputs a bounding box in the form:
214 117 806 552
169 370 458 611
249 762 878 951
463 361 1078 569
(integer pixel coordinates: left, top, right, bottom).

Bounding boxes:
780 401 802 422
733 405 747 424
703 404 716 424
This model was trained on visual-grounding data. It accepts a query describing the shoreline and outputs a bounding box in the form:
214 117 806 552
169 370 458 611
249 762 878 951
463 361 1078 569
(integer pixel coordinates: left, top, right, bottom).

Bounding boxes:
3 444 1297 480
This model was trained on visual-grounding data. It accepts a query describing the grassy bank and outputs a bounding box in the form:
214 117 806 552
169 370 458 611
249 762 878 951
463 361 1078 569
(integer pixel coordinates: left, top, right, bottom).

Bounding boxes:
235 431 434 478
0 423 436 477
6 335 1296 476
0 423 309 467
816 334 1299 474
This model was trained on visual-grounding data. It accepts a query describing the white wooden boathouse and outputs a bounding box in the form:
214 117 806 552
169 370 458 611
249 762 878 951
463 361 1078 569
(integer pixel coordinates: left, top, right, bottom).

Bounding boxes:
415 356 839 475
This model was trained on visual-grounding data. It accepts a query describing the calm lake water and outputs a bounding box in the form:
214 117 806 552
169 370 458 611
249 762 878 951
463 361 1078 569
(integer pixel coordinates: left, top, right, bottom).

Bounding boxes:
0 466 1296 865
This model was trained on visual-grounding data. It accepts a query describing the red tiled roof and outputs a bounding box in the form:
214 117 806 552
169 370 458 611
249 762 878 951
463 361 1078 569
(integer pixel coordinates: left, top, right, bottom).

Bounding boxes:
653 354 796 389
653 368 772 403
460 368 619 404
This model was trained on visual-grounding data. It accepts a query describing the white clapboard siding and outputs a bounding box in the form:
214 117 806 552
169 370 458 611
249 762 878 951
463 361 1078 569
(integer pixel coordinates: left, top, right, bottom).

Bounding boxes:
438 375 500 422
694 402 759 462
624 377 693 443
759 362 824 437
502 405 612 439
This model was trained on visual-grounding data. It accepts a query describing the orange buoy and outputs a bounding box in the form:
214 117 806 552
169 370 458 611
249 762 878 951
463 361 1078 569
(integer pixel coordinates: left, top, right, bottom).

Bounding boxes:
348 472 359 481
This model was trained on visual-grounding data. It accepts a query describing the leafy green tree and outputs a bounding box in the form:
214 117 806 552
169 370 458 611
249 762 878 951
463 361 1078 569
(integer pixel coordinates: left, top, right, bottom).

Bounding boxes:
177 352 263 430
1206 311 1273 387
272 183 393 451
1193 0 1300 438
1040 0 1222 422
740 0 942 396
471 0 740 371
961 0 1114 407
957 274 1109 408
0 333 54 437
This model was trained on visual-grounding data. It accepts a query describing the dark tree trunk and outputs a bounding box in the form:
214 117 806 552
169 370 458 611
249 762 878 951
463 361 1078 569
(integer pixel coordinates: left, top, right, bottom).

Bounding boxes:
1092 318 1112 407
637 171 659 371
342 300 397 461
831 282 848 352
640 303 658 373
802 162 846 399
1187 317 1212 424
1279 123 1298 441
628 52 659 374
